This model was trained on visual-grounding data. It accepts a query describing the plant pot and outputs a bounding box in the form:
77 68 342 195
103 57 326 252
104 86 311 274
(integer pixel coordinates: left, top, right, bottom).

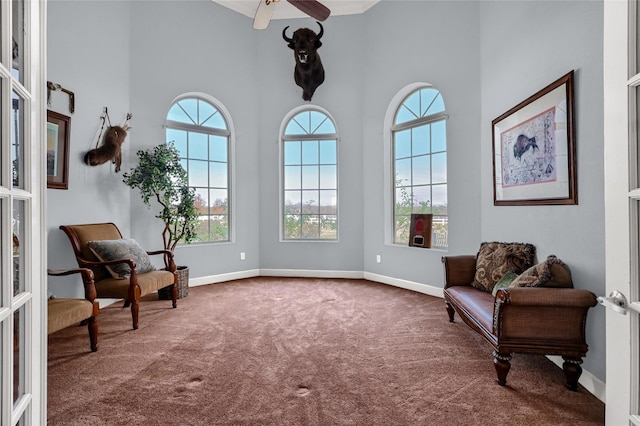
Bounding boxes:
158 265 189 299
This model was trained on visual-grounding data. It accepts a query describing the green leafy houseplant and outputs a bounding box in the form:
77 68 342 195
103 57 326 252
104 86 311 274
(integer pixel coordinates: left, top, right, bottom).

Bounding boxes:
122 142 199 266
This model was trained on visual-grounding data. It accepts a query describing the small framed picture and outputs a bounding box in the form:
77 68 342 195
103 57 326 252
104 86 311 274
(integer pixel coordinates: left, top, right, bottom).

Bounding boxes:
47 110 70 190
409 213 433 248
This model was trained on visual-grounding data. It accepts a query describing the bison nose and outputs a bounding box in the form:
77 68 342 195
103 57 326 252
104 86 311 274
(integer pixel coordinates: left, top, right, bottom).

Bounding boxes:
298 50 308 63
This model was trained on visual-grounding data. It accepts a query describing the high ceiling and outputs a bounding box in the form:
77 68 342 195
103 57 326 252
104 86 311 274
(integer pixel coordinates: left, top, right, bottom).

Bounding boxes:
212 0 379 21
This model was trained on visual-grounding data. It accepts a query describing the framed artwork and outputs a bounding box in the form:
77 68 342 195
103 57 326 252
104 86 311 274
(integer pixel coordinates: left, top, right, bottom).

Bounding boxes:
47 110 70 189
408 213 432 248
492 71 576 205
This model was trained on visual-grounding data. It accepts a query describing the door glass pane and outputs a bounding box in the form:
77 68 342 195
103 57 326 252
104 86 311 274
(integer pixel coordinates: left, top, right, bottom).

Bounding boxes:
0 327 3 407
0 197 3 305
13 199 25 296
12 91 24 189
637 1 640 74
636 84 640 190
13 305 25 406
0 84 2 180
11 0 24 84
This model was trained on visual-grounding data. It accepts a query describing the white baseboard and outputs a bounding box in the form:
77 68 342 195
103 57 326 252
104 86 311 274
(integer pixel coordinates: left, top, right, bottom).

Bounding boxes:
363 272 444 298
97 298 123 309
189 269 260 287
260 268 364 279
187 268 604 402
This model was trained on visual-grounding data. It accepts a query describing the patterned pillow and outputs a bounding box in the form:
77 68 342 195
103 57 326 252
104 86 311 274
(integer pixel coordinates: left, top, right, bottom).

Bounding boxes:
471 242 536 292
87 238 156 279
509 255 573 288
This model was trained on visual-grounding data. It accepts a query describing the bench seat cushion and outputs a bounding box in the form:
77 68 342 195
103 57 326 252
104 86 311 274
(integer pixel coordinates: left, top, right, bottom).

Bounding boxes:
445 286 495 334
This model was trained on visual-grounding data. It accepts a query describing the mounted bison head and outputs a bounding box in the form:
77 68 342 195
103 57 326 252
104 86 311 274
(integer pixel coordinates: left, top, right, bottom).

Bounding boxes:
283 22 325 101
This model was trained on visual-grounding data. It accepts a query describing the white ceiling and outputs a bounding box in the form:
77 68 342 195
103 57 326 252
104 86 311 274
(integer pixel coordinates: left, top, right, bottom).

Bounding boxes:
212 0 379 21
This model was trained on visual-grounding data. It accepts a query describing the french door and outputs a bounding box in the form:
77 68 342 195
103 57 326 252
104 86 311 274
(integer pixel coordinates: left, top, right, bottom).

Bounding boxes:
603 0 640 424
0 1 46 425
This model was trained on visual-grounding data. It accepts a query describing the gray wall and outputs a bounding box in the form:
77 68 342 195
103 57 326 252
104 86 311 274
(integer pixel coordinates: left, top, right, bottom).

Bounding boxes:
361 1 481 286
47 1 132 296
128 1 262 276
479 0 605 380
46 0 605 382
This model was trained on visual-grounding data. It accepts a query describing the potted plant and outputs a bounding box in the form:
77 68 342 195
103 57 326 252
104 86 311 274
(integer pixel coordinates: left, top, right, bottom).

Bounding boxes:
122 142 199 298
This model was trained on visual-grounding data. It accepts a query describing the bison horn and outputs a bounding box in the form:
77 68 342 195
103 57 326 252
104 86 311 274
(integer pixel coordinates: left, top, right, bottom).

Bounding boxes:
316 21 324 40
282 26 294 43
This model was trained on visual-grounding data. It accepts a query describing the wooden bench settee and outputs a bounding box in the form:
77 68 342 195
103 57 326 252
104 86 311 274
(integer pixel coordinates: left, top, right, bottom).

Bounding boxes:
442 243 597 390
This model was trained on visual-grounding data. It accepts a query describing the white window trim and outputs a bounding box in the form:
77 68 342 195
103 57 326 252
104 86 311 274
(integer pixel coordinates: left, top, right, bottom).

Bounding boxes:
165 92 236 243
278 104 339 242
383 82 444 246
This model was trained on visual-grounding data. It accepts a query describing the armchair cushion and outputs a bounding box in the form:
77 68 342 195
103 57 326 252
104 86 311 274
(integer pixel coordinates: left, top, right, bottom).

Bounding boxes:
95 271 175 299
509 255 573 289
471 242 536 292
48 298 95 335
88 238 155 279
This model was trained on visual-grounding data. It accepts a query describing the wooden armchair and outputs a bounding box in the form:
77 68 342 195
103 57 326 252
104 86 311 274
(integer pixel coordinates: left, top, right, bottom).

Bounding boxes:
47 268 99 352
59 222 178 330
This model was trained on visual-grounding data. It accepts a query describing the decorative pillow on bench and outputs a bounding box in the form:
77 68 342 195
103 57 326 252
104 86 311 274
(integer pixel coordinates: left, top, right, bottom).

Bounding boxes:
471 242 536 292
491 271 519 297
87 238 156 279
509 255 573 288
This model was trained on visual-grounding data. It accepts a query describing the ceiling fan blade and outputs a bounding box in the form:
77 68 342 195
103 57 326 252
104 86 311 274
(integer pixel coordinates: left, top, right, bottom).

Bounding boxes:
287 0 330 21
253 0 276 30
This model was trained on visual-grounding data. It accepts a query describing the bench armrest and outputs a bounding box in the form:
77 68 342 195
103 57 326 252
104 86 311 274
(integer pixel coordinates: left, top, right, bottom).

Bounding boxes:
493 287 597 343
496 287 597 308
442 255 476 289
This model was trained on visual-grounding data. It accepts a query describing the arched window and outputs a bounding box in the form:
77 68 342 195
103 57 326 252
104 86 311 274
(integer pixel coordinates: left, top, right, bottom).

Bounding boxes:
281 108 338 240
166 94 232 242
391 86 448 247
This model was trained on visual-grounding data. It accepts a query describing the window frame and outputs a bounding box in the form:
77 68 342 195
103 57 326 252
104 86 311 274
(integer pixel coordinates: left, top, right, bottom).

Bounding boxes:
165 93 235 244
383 83 448 249
279 105 339 242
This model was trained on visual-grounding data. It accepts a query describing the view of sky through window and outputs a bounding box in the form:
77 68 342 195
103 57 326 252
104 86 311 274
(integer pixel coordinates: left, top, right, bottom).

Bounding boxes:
166 97 231 243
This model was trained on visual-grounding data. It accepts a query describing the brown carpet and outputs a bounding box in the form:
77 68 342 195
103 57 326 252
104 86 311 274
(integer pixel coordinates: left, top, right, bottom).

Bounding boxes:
47 277 604 425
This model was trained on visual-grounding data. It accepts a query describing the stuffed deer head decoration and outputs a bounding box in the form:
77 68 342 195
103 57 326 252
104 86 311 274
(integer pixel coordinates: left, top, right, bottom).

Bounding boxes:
84 111 132 173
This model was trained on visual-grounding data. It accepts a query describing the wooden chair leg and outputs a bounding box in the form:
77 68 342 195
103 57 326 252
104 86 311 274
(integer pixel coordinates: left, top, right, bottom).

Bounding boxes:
88 316 98 352
493 351 512 386
562 357 583 391
130 300 139 330
445 301 456 322
172 283 177 309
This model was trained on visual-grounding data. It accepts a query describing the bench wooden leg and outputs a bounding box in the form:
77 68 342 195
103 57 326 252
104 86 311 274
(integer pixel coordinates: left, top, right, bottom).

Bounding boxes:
562 357 583 391
493 351 512 386
445 301 455 322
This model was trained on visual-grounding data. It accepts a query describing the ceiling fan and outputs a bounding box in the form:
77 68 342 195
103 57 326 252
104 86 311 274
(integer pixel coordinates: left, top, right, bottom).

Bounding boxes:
253 0 330 30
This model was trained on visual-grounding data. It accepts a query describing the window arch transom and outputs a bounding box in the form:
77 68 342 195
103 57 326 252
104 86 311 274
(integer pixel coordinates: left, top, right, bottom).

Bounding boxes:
391 85 448 248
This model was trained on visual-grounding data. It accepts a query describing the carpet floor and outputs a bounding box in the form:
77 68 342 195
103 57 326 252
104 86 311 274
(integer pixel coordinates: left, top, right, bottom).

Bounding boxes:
47 277 604 425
